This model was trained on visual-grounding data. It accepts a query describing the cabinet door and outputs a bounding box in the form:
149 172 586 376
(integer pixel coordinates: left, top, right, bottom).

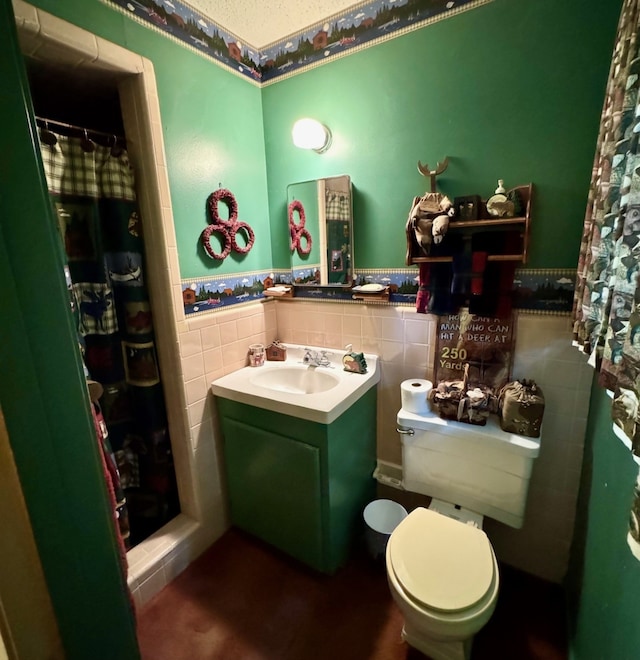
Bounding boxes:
222 418 324 570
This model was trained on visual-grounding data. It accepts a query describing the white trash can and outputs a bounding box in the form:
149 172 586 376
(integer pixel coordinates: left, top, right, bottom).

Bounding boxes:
363 499 408 561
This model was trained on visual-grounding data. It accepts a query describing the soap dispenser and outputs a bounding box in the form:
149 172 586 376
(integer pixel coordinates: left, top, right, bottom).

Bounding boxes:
342 344 368 374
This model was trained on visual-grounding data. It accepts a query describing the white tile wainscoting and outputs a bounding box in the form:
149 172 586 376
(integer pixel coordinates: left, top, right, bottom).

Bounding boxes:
131 297 590 603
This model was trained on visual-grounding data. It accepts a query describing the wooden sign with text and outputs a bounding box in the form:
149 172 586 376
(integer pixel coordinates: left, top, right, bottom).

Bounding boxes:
434 310 515 391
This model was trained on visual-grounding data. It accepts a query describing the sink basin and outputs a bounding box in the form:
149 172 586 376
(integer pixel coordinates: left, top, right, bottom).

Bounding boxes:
250 365 340 394
211 344 380 424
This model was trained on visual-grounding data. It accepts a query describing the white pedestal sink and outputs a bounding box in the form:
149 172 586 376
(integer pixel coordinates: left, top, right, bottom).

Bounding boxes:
211 344 380 424
250 364 341 395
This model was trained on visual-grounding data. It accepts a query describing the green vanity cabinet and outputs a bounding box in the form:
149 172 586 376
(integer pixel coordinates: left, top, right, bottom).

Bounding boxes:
215 386 377 573
221 418 324 569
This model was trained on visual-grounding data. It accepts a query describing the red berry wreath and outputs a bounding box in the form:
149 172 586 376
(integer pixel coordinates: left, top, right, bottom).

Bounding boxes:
288 200 312 255
230 221 255 254
208 188 237 224
201 188 255 259
201 223 231 260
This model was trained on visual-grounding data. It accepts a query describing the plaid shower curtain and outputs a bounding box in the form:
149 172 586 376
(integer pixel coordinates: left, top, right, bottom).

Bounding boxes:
325 188 351 284
39 132 179 549
572 0 640 559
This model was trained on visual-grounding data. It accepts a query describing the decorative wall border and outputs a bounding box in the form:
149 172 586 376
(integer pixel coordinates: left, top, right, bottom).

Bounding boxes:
291 264 322 284
181 269 291 315
512 269 575 313
259 0 492 85
102 0 493 85
103 0 263 84
181 267 576 316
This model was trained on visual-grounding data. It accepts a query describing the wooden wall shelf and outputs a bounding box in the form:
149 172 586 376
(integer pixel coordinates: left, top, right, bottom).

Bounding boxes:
351 287 390 302
263 287 294 298
411 253 524 264
405 183 533 266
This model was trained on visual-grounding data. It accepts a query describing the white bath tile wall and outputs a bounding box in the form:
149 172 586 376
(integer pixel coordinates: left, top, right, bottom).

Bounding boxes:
382 316 405 342
324 311 343 335
171 301 277 568
204 347 224 381
193 427 225 516
129 274 590 601
201 324 221 351
183 302 278 423
120 55 207 603
404 317 431 345
222 340 251 370
342 312 362 339
186 395 212 431
184 375 207 406
218 318 239 345
403 342 429 370
138 564 168 605
274 301 435 464
181 353 205 382
378 361 411 463
179 329 203 358
250 311 266 336
161 546 192 586
483 314 593 582
361 310 383 347
191 420 214 454
237 317 255 340
379 339 405 364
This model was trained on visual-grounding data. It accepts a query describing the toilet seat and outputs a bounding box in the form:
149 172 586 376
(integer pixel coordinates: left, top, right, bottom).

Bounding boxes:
388 508 495 613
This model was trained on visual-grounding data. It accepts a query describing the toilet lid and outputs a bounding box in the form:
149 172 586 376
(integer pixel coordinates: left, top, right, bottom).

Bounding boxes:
388 508 495 613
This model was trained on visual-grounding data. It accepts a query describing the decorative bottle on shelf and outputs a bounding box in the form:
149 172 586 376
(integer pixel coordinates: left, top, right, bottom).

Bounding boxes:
486 178 514 217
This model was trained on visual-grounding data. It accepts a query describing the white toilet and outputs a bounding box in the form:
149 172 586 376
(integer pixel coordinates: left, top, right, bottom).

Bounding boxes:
385 406 541 660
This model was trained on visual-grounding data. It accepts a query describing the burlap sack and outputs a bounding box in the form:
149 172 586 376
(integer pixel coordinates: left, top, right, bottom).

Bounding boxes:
498 379 545 438
428 364 497 426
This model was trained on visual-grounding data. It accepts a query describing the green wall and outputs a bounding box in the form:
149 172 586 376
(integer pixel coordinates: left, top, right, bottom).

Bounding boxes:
153 46 269 278
567 382 640 659
0 0 139 657
263 0 621 270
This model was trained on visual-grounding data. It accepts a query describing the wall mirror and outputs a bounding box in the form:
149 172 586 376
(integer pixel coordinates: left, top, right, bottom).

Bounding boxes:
287 175 353 287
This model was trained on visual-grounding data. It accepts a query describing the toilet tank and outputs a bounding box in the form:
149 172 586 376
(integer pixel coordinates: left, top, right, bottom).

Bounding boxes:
397 408 541 528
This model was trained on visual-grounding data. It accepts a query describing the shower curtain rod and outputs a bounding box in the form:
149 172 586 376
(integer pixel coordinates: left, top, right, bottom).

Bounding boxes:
35 115 126 142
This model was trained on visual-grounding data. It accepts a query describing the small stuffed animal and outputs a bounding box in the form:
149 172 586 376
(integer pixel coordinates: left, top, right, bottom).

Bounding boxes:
408 192 454 255
432 214 450 244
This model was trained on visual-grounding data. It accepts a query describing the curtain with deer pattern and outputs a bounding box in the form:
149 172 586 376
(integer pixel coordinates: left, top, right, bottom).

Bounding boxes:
572 0 640 560
38 130 179 549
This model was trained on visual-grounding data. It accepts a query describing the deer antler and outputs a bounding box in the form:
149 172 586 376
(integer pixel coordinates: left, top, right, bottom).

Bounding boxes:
417 157 450 192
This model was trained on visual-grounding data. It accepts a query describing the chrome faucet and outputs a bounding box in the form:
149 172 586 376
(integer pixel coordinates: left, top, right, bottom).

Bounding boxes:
302 348 333 367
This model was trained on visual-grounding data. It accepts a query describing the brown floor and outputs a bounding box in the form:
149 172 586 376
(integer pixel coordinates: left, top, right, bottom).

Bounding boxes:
137 528 567 660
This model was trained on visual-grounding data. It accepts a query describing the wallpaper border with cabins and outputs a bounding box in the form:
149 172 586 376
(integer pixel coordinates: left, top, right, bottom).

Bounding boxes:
102 0 492 85
181 268 576 317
